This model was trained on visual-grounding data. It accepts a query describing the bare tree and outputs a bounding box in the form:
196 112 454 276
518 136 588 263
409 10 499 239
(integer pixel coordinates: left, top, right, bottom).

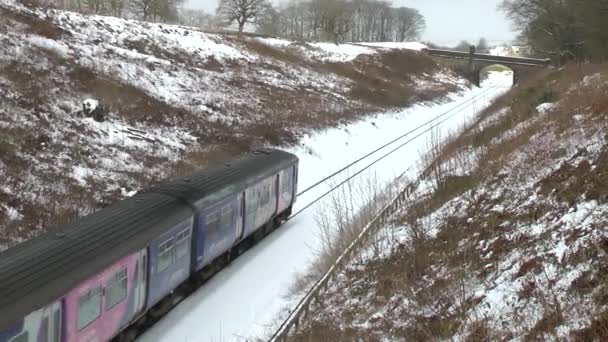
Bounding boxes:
476 37 489 53
249 0 426 44
83 0 105 13
107 0 126 17
453 40 473 52
256 6 281 35
394 7 425 41
316 0 353 43
179 8 219 29
216 0 272 34
130 0 155 20
500 0 584 62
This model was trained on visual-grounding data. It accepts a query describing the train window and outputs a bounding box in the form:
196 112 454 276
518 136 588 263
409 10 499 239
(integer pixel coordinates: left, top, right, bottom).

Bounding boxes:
40 317 49 342
175 228 190 259
260 184 270 205
220 206 232 227
245 189 257 221
158 239 174 272
105 268 128 310
8 331 28 342
53 309 62 342
206 212 219 234
282 171 292 193
77 286 102 330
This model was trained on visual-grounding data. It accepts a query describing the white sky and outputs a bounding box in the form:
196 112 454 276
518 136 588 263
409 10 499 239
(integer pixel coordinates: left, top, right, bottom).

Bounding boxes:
185 0 516 46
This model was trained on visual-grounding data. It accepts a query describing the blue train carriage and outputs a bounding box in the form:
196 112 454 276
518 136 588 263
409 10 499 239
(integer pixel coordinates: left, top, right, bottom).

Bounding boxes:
241 149 298 237
144 215 194 316
0 193 193 342
148 149 299 275
0 148 298 342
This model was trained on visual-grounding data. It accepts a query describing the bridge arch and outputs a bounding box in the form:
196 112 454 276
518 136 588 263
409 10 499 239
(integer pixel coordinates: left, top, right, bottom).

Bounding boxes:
423 47 551 87
478 64 514 87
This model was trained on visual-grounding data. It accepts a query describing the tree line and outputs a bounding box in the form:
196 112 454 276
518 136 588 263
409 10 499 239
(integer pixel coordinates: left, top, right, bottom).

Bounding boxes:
45 0 426 44
248 0 426 43
49 0 184 22
500 0 608 62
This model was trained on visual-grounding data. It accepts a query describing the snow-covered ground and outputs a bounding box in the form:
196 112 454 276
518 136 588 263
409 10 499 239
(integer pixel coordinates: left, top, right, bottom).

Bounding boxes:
1 1 458 248
138 71 513 342
255 38 427 63
283 67 608 340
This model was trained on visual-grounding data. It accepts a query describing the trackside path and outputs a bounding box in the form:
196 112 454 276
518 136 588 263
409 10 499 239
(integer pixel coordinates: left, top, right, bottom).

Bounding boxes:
137 72 513 342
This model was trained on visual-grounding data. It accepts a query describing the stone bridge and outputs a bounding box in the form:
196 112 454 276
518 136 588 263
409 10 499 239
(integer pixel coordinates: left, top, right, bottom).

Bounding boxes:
424 47 552 86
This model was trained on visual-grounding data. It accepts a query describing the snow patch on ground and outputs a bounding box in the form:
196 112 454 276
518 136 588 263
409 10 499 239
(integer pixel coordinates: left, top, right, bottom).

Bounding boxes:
255 38 428 63
537 102 557 114
291 69 608 340
137 70 512 342
357 41 427 51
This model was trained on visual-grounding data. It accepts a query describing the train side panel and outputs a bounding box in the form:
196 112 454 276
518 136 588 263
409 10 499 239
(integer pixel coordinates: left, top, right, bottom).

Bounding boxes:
0 301 62 342
63 249 146 342
192 195 240 271
243 175 278 238
146 217 193 309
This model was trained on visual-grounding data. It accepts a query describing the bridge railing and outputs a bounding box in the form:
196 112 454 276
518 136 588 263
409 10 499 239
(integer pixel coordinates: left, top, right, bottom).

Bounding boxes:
424 48 552 67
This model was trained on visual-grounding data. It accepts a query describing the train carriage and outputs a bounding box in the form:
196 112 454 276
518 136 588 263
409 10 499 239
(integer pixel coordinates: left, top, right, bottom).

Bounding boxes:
0 149 299 342
62 249 147 342
146 217 193 310
149 149 299 274
0 193 193 342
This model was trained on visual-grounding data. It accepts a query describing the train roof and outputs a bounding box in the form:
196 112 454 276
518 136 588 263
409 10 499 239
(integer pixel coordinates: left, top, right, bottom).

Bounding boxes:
0 192 191 331
147 148 298 208
0 148 298 330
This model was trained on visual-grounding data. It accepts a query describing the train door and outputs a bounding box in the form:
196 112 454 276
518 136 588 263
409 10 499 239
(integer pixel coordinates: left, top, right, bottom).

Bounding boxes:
132 250 148 315
236 193 245 241
293 165 298 203
274 175 280 214
38 302 62 342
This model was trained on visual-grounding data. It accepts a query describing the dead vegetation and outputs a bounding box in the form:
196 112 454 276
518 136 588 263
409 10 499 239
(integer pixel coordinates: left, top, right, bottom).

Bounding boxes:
287 64 608 341
0 5 64 40
0 4 458 249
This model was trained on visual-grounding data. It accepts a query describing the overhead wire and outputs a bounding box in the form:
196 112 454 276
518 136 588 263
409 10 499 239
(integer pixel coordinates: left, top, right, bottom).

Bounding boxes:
287 83 503 221
296 83 503 197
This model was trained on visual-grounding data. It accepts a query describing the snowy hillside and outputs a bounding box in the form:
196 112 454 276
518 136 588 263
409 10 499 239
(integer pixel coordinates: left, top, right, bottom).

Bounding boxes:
287 65 608 340
0 1 463 248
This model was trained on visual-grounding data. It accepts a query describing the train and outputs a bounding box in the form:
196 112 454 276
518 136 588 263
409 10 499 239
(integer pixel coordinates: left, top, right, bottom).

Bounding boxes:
0 149 299 342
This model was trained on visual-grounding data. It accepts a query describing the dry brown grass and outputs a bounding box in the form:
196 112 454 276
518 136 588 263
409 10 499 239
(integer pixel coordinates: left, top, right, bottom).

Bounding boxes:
285 63 608 341
1 2 464 251
572 311 608 341
67 65 198 128
326 50 454 108
235 37 307 66
1 6 64 40
237 39 454 109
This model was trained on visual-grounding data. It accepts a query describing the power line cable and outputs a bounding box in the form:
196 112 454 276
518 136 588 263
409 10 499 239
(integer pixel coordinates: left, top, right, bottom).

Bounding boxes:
296 84 503 198
288 83 504 220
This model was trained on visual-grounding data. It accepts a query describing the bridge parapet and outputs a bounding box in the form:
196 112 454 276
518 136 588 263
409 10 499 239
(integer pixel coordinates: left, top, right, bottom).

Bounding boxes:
423 47 551 86
424 48 551 67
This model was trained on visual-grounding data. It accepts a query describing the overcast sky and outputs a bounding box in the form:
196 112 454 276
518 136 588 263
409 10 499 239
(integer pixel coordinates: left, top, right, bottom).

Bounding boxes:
185 0 516 46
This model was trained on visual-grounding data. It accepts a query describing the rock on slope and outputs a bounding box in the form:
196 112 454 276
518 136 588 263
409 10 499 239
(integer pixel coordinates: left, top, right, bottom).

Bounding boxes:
288 65 608 341
0 1 462 249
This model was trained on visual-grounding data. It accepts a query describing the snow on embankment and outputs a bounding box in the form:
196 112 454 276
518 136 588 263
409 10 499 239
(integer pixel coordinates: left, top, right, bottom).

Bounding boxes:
0 2 461 248
256 37 427 63
287 65 608 340
137 68 511 342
